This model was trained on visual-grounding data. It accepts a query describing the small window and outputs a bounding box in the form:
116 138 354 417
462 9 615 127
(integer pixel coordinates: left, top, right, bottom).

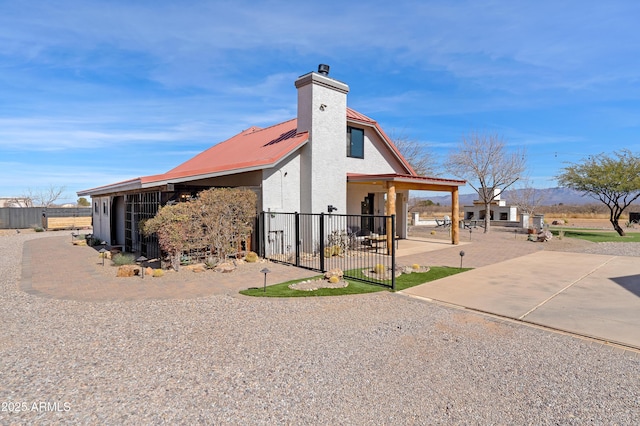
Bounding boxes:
347 126 364 158
94 202 98 213
103 201 108 216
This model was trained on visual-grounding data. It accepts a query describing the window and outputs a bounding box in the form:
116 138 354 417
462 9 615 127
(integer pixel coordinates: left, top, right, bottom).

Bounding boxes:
347 126 364 158
94 202 98 214
103 201 108 216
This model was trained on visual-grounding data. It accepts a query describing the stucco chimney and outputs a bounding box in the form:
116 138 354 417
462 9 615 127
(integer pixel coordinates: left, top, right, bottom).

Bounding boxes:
294 66 350 214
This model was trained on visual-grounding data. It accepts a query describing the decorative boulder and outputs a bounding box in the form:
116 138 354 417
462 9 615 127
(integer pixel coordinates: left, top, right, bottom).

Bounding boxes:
214 262 235 273
116 265 139 277
184 263 207 273
324 268 344 279
537 230 553 242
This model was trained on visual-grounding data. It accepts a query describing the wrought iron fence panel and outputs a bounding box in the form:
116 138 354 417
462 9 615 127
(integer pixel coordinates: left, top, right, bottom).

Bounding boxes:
260 212 395 289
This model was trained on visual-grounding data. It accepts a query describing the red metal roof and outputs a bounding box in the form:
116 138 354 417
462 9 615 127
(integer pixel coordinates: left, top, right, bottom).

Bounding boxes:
78 108 419 195
142 119 308 184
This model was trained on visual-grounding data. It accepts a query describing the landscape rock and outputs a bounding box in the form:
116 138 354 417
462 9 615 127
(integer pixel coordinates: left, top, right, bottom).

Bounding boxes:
324 268 344 279
184 263 207 273
214 262 235 273
537 230 553 242
116 265 140 277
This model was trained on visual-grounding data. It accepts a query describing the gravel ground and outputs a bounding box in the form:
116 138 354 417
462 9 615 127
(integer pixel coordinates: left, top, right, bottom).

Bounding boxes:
1 232 639 424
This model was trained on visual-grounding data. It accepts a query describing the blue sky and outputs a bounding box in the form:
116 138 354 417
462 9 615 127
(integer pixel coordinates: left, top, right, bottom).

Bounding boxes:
1 1 639 204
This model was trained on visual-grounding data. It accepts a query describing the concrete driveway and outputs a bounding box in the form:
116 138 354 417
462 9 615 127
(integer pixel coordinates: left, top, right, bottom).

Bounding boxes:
402 251 640 349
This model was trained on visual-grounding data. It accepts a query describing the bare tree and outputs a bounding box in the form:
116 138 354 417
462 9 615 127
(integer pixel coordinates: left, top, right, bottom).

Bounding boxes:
5 196 30 207
509 177 546 218
445 131 526 233
22 185 66 207
390 132 440 176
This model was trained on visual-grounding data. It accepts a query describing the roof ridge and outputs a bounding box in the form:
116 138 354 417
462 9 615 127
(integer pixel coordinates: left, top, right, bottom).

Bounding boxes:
243 117 298 136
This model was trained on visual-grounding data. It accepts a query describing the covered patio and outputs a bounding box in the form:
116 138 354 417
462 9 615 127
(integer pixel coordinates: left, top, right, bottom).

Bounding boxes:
347 173 467 251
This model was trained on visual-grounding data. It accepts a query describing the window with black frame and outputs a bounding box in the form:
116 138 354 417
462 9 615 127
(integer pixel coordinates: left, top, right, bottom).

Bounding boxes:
347 126 364 158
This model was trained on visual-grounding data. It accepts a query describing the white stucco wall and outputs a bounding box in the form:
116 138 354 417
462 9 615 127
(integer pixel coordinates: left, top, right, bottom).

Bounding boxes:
345 128 404 175
262 153 301 213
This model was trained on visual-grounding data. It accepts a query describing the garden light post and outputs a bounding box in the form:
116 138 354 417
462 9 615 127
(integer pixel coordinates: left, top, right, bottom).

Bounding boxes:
260 267 270 293
459 250 465 269
137 256 148 279
71 231 77 242
98 248 107 266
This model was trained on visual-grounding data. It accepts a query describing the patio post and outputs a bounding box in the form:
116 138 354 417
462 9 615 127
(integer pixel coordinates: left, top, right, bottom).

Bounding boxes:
451 186 460 245
385 182 396 254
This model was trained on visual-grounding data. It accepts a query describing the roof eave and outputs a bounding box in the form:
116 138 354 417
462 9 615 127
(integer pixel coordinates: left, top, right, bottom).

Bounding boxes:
77 178 143 197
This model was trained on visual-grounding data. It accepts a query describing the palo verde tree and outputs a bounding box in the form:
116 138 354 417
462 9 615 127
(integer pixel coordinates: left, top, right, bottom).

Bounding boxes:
557 150 640 236
445 131 527 233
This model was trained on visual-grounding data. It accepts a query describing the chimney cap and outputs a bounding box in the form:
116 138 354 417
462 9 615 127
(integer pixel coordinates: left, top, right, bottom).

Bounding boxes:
317 64 330 76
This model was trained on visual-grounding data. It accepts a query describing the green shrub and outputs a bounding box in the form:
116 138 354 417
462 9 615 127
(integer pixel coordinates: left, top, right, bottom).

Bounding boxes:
112 253 136 266
373 264 385 274
328 275 340 284
152 269 164 278
85 237 103 247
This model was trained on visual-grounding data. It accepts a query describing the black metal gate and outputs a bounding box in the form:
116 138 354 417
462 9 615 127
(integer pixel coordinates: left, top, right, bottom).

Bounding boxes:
258 212 396 289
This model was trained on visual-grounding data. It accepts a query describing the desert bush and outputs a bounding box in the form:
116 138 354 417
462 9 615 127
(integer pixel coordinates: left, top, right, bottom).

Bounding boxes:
142 202 202 271
142 187 257 270
374 264 385 274
152 269 164 278
196 187 257 264
112 253 136 266
245 251 258 263
328 275 340 284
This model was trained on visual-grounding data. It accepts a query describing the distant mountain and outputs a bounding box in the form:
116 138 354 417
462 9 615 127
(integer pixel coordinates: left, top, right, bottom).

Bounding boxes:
413 187 593 206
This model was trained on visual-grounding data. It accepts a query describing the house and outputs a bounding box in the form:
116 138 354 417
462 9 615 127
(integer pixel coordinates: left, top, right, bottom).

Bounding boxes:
78 65 465 257
463 188 518 223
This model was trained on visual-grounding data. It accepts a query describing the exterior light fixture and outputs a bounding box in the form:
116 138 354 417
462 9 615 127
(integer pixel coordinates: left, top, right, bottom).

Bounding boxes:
459 250 465 269
98 248 107 266
136 256 148 279
260 267 271 292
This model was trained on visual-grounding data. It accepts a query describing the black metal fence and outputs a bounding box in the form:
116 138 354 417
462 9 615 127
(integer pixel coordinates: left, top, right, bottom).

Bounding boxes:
258 212 396 289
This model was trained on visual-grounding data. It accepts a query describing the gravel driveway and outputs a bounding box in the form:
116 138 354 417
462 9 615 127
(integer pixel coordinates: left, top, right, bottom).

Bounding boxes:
1 232 639 424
